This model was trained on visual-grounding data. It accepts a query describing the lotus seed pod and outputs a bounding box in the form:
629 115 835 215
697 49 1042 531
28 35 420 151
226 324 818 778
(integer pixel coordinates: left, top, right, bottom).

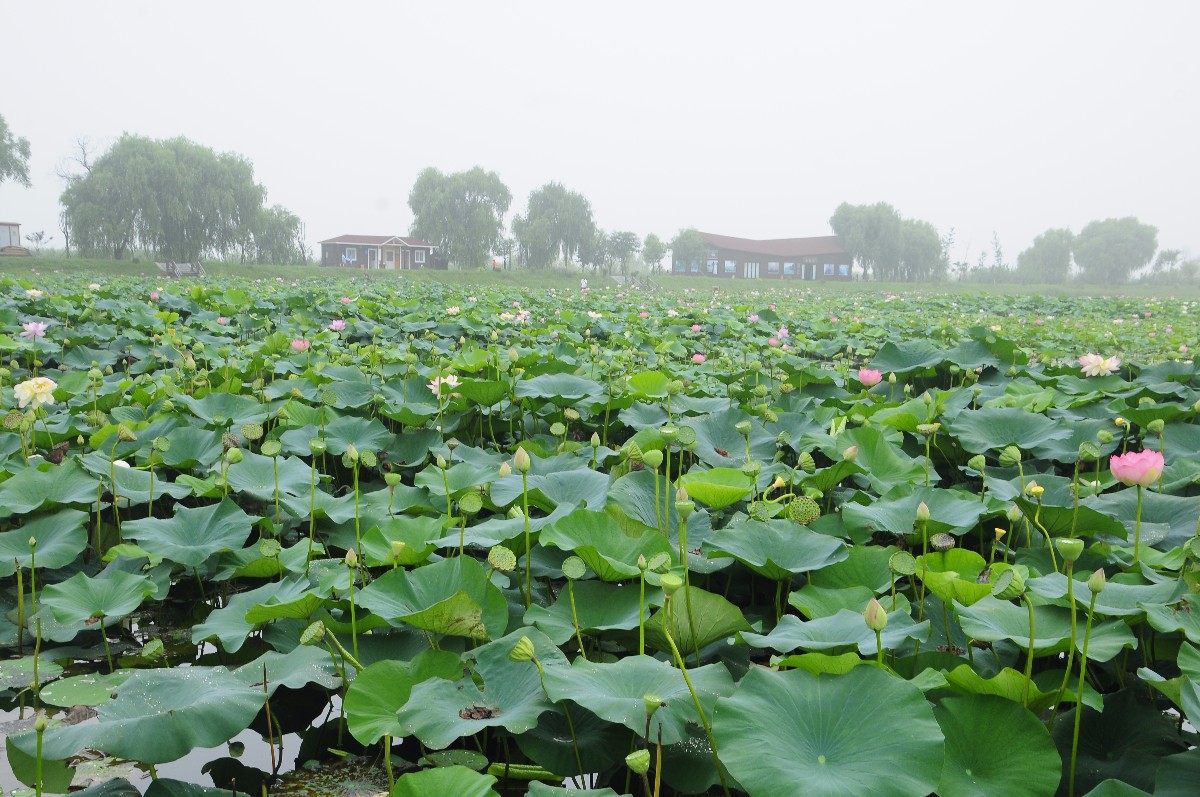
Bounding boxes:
300 621 326 645
785 496 821 525
117 424 138 442
1078 441 1101 461
991 567 1025 600
564 408 581 422
748 501 773 521
676 498 696 519
590 432 601 448
309 438 327 456
624 440 644 463
930 532 956 552
889 550 917 576
660 573 684 596
390 541 407 562
643 693 664 716
562 555 587 580
1056 538 1085 564
863 597 889 632
225 447 243 464
761 408 779 423
967 454 987 472
915 502 930 522
998 446 1022 467
661 425 679 443
488 545 517 572
916 422 941 437
625 749 651 776
1146 419 1165 434
1096 430 1114 444
240 422 264 441
798 451 816 472
741 460 762 477
646 552 671 572
498 461 512 478
1024 481 1045 499
734 420 752 436
642 449 664 470
258 439 282 458
514 447 531 473
221 432 241 451
842 445 859 461
509 636 537 663
1088 568 1106 594
550 422 567 437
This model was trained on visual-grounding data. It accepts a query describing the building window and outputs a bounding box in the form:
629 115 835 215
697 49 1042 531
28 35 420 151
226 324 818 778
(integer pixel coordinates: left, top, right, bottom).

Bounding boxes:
706 259 718 274
783 262 795 275
839 264 850 276
415 250 426 264
345 247 357 261
767 262 780 273
724 260 736 274
674 261 686 272
690 262 699 272
823 264 835 276
386 250 395 263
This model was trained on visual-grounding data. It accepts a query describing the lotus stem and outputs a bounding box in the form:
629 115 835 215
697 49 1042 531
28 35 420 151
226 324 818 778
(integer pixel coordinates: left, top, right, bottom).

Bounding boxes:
1049 566 1079 730
568 580 587 661
1133 485 1143 568
522 470 532 608
34 717 44 797
639 571 646 656
1069 590 1099 797
1032 500 1059 573
15 565 24 652
307 457 317 573
383 734 394 790
1022 594 1035 708
262 664 278 775
100 615 114 673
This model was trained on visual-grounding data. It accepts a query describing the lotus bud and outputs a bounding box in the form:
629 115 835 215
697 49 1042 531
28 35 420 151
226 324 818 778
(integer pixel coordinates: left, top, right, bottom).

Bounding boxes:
1096 430 1114 444
1056 538 1085 564
498 461 512 478
863 597 889 631
1006 504 1022 523
514 447 532 473
384 472 402 487
225 447 243 464
390 540 407 562
798 452 816 473
915 501 930 522
637 554 648 573
306 438 325 456
998 446 1022 467
345 444 359 464
642 449 664 470
1115 417 1128 428
1147 419 1165 434
28 536 37 550
590 432 601 448
626 749 651 776
842 445 859 461
923 392 933 407
33 714 48 733
643 693 664 716
509 636 537 663
1024 480 1045 499
660 573 684 597
888 372 897 384
435 454 448 470
344 548 358 568
930 532 956 552
967 454 987 472
1088 568 1106 594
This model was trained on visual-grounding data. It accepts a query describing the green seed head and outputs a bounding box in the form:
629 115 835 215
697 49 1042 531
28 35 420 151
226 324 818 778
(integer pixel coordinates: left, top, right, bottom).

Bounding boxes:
260 439 283 458
1147 419 1165 434
1056 538 1085 564
660 573 684 596
798 452 816 473
643 693 664 715
625 749 651 776
967 455 987 472
785 496 821 526
509 635 537 663
642 449 664 470
998 445 1022 467
488 545 517 572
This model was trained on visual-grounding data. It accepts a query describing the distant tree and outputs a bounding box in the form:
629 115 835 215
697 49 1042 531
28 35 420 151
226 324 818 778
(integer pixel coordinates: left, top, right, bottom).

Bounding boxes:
247 205 307 265
642 233 667 274
55 137 96 257
0 114 31 187
577 227 609 274
1073 217 1158 284
829 202 904 280
1015 228 1074 284
408 166 511 269
669 228 706 271
608 231 641 277
61 135 275 261
514 182 594 269
511 214 556 270
901 219 946 281
24 231 51 255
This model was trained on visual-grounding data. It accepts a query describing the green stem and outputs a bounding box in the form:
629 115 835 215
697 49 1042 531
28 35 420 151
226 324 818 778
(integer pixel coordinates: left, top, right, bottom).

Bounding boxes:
1049 566 1078 731
100 615 114 674
1069 593 1099 797
1133 485 1143 568
568 581 587 661
522 470 532 608
639 573 646 656
1023 594 1036 708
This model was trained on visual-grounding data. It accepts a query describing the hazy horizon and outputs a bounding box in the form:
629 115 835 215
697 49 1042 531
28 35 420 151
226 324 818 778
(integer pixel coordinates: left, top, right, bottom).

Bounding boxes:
1 1 1197 267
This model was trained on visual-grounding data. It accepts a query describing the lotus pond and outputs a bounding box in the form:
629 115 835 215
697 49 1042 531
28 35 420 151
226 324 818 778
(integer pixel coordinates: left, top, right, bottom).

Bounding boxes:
1 273 1200 797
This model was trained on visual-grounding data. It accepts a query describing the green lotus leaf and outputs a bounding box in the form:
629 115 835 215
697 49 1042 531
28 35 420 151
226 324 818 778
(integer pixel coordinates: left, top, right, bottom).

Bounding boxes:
0 653 63 689
703 520 847 580
914 548 993 607
0 507 89 576
712 666 945 797
515 373 606 407
0 459 99 519
956 597 1137 661
392 766 499 797
514 704 628 780
947 407 1072 454
743 608 928 655
41 570 156 625
344 650 462 745
122 498 256 569
625 370 671 399
524 580 653 644
540 509 673 581
231 646 342 696
38 669 134 707
935 694 1061 797
225 451 317 500
941 665 1061 713
677 468 754 509
356 556 507 640
489 469 611 511
176 392 267 428
322 414 396 456
645 585 752 655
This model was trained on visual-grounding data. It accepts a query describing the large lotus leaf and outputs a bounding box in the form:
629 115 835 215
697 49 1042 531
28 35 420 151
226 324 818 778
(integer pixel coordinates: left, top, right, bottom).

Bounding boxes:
935 694 1061 797
321 415 396 456
677 467 755 509
192 576 314 652
455 378 509 407
712 666 945 797
834 426 932 493
742 608 928 656
644 586 751 654
0 507 89 576
808 544 900 592
0 653 63 689
515 704 628 779
515 373 606 407
870 339 949 373
232 646 342 697
356 556 507 640
947 407 1072 454
225 452 316 500
1154 748 1200 797
242 580 333 624
122 498 256 569
1087 489 1200 550
703 520 847 580
77 452 194 505
625 370 671 399
415 461 499 498
279 486 363 525
359 515 441 567
540 509 673 581
317 380 377 411
688 408 778 469
39 670 134 707
1051 689 1188 796
489 469 610 511
1144 592 1200 644
843 485 993 544
429 502 576 550
12 666 266 764
541 655 735 746
176 392 267 427
956 597 1137 661
942 665 1062 714
41 570 156 624
392 766 499 797
0 459 99 518
1027 572 1183 618
398 628 568 749
914 549 993 607
344 649 462 744
213 538 324 580
789 584 879 619
1011 496 1127 541
524 580 653 644
160 426 224 469
526 786 623 797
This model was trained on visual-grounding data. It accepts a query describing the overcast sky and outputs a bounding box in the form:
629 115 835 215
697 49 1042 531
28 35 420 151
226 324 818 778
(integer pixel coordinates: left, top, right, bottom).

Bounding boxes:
2 1 1197 265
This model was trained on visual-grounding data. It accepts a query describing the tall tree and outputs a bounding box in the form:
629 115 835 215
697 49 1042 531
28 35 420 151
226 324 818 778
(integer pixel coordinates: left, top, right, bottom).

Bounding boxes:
408 167 511 268
608 230 641 277
577 227 610 274
642 233 667 274
514 182 594 269
0 114 31 187
247 205 307 265
1073 217 1158 284
829 202 904 280
1015 228 1074 284
60 135 275 261
669 228 706 271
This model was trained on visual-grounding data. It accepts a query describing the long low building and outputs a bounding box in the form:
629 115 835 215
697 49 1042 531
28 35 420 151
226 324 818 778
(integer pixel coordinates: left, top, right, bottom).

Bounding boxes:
673 232 853 280
318 234 439 270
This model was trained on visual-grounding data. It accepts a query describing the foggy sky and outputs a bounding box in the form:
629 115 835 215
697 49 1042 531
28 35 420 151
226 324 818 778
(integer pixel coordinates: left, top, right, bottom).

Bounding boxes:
2 1 1197 266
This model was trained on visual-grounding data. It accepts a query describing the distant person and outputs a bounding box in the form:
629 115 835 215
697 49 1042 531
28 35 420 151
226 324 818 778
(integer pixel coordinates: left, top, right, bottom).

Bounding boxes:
580 278 588 291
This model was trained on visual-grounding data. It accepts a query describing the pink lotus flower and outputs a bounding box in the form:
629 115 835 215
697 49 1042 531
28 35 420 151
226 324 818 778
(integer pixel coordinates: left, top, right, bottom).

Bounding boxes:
748 314 760 322
340 296 353 304
692 353 707 364
777 326 790 338
1110 449 1164 487
291 339 311 353
427 373 461 398
328 319 346 332
149 291 160 301
1079 353 1121 377
216 316 228 325
20 321 48 340
691 324 702 332
858 368 883 387
639 312 649 318
768 337 780 347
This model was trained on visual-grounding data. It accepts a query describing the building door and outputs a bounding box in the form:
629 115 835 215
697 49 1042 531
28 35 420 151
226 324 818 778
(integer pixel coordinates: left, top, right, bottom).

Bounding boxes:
744 262 760 279
367 248 379 269
802 263 815 280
